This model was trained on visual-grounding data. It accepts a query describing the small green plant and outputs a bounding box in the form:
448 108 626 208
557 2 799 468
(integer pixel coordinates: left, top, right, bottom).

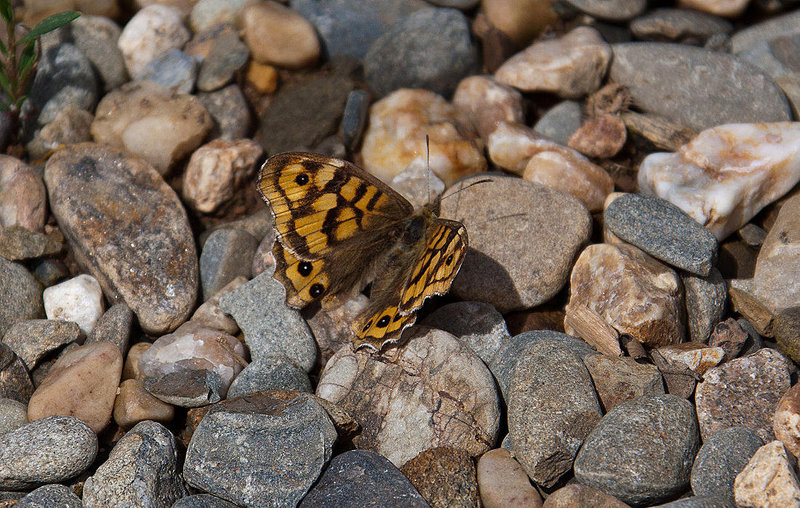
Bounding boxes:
0 0 79 149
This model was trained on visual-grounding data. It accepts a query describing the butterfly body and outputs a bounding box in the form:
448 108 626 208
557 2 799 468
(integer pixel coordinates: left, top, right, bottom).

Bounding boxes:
258 152 468 351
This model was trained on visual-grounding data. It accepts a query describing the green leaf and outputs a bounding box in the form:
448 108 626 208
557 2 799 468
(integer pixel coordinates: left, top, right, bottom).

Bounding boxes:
0 69 13 101
17 41 35 85
19 11 80 45
0 0 13 25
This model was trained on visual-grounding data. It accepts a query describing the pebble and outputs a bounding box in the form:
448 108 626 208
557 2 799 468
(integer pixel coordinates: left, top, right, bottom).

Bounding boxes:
389 158 446 209
773 383 800 456
605 193 718 276
44 143 199 335
138 321 247 404
42 274 104 336
610 44 791 132
184 391 337 507
695 348 791 442
481 0 555 48
0 156 46 232
197 84 252 141
86 303 134 353
365 7 478 98
340 89 370 151
24 43 98 129
299 449 429 507
173 494 240 508
563 0 646 20
0 257 44 336
534 100 583 145
70 14 129 91
543 484 630 507
639 122 800 241
655 342 725 376
117 5 190 77
227 354 312 397
199 229 258 301
452 75 524 141
83 420 187 506
421 301 510 366
189 0 251 33
256 74 354 155
289 0 429 60
734 440 800 507
400 446 478 507
730 193 800 340
136 48 198 94
0 415 97 490
583 354 664 411
683 268 727 343
730 10 800 55
691 426 763 503
630 8 733 45
16 484 82 508
219 271 317 372
441 173 591 312
360 88 486 185
317 328 499 466
495 26 612 99
122 342 150 381
26 105 94 162
191 276 245 336
197 30 250 92
0 343 35 403
0 224 64 261
574 395 700 506
477 448 543 508
2 319 81 371
709 318 749 361
0 398 28 436
27 341 123 433
565 243 685 347
113 378 175 428
678 0 750 17
240 0 320 69
91 81 213 175
506 338 602 487
183 139 263 215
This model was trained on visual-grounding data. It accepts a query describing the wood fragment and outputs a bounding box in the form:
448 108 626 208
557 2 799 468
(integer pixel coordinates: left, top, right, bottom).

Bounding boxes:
564 303 622 356
622 111 695 151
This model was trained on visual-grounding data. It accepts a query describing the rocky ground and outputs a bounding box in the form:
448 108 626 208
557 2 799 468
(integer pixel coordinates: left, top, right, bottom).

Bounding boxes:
0 0 800 507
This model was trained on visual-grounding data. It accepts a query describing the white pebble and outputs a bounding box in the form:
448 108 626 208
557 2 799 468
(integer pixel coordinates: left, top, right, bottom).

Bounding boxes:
43 274 105 336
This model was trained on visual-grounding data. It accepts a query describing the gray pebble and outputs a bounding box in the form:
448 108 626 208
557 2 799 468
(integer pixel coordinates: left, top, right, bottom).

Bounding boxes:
730 10 800 55
0 398 27 436
2 319 81 371
605 193 718 276
86 303 134 353
83 420 187 507
422 301 510 366
197 31 249 92
172 494 240 507
533 100 583 145
0 257 44 337
574 394 700 506
197 85 252 141
299 450 429 507
70 15 128 91
220 271 317 372
144 369 224 408
0 343 35 403
200 228 259 301
683 268 727 343
227 354 312 398
630 8 732 45
341 89 370 151
137 49 198 94
16 484 81 508
184 391 336 507
365 8 478 98
0 416 97 490
690 426 763 503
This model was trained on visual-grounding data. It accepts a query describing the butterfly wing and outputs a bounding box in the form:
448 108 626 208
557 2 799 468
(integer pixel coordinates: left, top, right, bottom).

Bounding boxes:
351 218 468 351
259 152 413 309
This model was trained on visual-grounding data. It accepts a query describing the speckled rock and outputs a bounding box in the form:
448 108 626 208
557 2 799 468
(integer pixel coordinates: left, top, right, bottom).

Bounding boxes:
360 88 486 186
117 5 190 77
44 143 199 335
506 338 602 487
400 446 477 507
184 391 337 507
199 228 259 301
695 348 792 442
0 398 27 436
83 420 187 507
86 303 134 353
584 354 664 412
441 173 591 313
16 484 82 508
227 354 312 398
683 268 727 343
317 328 499 466
691 426 763 503
0 343 35 403
734 440 800 507
1 319 81 371
574 395 700 506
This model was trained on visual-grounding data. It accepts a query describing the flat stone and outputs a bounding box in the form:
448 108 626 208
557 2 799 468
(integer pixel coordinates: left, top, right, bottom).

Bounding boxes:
113 378 175 428
691 426 763 503
695 348 792 442
0 257 44 337
543 484 629 507
197 30 249 92
317 328 499 467
574 395 700 506
83 420 187 506
227 354 312 398
299 450 428 507
0 416 97 490
197 85 252 141
199 228 258 301
44 143 199 335
184 391 337 507
533 100 583 146
1 319 81 371
477 448 543 508
506 338 602 487
441 173 591 313
86 303 134 353
610 43 791 132
683 269 727 343
630 8 732 44
730 10 800 55
605 193 718 276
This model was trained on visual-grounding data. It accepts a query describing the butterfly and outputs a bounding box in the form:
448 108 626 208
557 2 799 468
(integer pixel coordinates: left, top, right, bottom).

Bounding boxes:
257 152 468 351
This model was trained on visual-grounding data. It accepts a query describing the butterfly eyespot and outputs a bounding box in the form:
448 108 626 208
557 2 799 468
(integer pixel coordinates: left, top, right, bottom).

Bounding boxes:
446 254 454 265
297 261 313 276
362 320 373 332
309 283 324 298
376 315 391 328
295 173 309 186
